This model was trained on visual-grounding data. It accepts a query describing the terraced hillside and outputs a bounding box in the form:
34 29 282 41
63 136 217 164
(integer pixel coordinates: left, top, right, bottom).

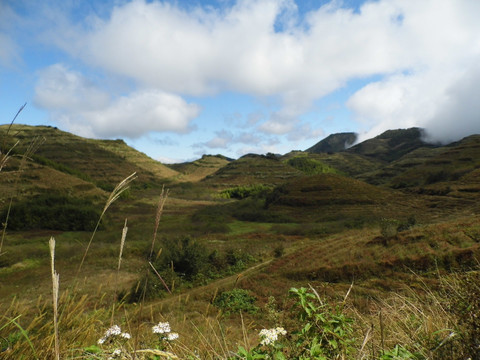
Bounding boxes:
167 154 232 182
203 153 303 187
0 124 178 187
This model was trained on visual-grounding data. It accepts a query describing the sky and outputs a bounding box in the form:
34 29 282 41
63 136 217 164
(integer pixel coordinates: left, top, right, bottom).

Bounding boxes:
1 0 480 163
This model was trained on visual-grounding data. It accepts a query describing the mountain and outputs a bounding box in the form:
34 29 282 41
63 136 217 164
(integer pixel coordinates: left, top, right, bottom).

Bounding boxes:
0 124 179 208
203 153 303 186
306 132 357 154
264 173 423 223
166 155 232 182
0 124 178 185
346 127 437 162
3 123 480 359
389 134 480 190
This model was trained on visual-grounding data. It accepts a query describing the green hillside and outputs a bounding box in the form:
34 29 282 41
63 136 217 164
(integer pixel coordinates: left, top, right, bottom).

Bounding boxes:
2 124 480 359
306 132 357 153
203 153 303 187
0 124 178 187
347 127 437 162
167 154 232 182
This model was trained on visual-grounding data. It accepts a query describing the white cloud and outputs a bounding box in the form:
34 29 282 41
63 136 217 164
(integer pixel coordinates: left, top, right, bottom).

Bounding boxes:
34 64 110 112
18 0 480 146
287 123 324 141
34 64 200 138
205 130 233 149
44 0 479 140
0 3 21 69
345 0 480 143
202 129 262 149
423 62 480 143
0 33 20 69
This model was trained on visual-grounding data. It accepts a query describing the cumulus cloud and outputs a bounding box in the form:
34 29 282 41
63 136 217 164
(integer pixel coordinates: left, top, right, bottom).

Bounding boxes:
287 123 324 141
44 0 412 135
0 3 21 68
423 63 480 143
34 64 110 112
34 64 200 138
202 129 262 149
4 0 474 154
345 0 480 143
205 130 233 149
41 0 480 142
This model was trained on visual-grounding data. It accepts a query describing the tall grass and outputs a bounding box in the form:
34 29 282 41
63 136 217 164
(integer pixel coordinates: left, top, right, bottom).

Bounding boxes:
49 237 60 360
76 172 137 276
2 117 480 358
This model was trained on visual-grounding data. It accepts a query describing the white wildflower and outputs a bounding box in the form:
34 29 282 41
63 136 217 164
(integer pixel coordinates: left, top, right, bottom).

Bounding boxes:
98 325 129 345
153 321 171 334
112 348 122 357
259 327 287 346
106 325 122 337
167 332 179 341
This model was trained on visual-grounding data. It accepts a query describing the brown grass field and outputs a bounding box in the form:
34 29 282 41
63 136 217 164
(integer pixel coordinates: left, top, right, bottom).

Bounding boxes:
1 124 480 359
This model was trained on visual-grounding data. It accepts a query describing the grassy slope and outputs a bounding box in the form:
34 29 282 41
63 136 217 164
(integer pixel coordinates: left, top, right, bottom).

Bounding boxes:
203 154 303 187
2 125 480 358
265 173 425 223
0 124 178 186
166 155 231 182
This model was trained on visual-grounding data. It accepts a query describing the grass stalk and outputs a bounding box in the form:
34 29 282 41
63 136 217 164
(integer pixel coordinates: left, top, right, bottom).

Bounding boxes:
111 219 128 325
132 188 169 360
149 186 169 260
77 172 136 276
149 261 172 294
49 237 60 360
1 316 39 359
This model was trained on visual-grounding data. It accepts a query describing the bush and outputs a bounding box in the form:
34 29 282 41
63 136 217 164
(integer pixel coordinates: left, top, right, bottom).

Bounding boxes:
214 288 259 315
152 236 208 281
220 184 273 199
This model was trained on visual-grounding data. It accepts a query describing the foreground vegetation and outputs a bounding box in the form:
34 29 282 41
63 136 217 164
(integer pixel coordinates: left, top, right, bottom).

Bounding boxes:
1 120 480 359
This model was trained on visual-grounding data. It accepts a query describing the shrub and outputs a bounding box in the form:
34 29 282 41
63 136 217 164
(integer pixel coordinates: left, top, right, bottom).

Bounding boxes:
152 236 208 280
273 245 285 258
380 218 399 238
220 184 273 199
214 288 259 315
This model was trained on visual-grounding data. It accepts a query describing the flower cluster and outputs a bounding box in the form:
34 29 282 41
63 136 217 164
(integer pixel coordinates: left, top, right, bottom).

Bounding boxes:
259 327 287 346
98 325 131 345
109 348 122 359
152 321 179 341
152 322 171 334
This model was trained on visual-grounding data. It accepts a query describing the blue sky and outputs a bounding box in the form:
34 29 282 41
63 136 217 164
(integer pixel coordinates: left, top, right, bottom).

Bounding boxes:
1 0 480 163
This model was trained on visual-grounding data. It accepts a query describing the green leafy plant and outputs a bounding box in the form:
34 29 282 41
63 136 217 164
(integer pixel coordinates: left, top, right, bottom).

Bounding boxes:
379 344 419 359
288 286 355 359
214 288 259 315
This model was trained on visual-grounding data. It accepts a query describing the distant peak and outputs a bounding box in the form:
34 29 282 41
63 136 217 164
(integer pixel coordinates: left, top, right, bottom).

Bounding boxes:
306 132 358 154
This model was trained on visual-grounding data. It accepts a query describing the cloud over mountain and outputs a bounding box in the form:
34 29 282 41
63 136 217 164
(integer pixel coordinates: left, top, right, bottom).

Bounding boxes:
3 0 480 160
